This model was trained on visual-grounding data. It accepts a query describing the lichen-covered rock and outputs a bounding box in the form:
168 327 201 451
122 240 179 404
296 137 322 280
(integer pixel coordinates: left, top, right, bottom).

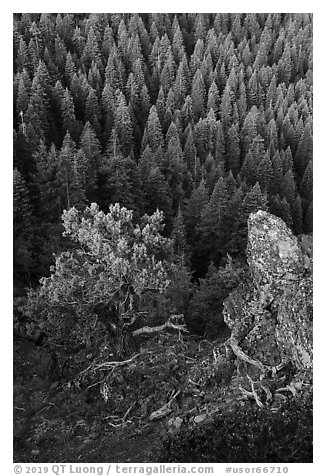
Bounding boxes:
223 210 312 373
276 276 313 369
185 210 312 417
247 210 305 305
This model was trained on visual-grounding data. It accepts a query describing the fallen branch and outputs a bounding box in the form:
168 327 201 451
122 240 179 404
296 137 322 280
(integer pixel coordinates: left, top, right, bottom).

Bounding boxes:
239 375 264 409
92 352 143 371
229 337 288 376
149 389 181 421
107 420 132 428
247 375 264 408
133 319 188 337
123 403 135 422
261 384 273 403
229 336 267 372
79 352 145 380
275 384 297 397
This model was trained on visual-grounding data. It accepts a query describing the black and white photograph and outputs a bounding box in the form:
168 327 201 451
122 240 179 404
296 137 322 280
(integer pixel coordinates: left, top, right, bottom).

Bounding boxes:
12 8 314 467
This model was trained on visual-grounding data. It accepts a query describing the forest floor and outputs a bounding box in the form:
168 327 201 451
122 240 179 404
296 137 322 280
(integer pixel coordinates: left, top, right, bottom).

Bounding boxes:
13 329 230 463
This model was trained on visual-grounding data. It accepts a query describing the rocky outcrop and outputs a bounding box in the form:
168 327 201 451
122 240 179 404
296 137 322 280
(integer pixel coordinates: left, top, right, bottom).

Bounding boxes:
185 210 312 415
220 210 313 408
224 210 312 371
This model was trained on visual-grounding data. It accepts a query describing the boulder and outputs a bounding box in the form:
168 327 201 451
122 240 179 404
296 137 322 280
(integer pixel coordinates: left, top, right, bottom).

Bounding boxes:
223 210 312 373
184 210 312 416
246 210 305 305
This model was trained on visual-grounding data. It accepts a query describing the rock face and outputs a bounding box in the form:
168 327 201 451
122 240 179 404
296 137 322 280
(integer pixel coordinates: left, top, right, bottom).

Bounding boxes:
185 210 312 415
224 210 312 374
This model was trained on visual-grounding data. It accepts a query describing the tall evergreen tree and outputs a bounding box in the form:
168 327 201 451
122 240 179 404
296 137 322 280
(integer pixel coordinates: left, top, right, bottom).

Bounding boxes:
114 91 133 156
13 168 34 285
191 69 206 122
292 195 303 235
141 105 164 152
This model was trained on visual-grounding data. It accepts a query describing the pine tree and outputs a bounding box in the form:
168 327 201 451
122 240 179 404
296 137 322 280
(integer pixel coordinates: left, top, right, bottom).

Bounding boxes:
241 106 259 154
172 20 186 63
13 168 34 284
139 84 151 128
105 47 124 92
202 153 219 195
199 177 229 266
226 124 240 175
155 86 166 125
190 39 205 76
142 105 164 152
101 83 116 145
57 132 79 210
173 61 187 109
180 95 193 129
237 80 247 126
31 142 64 274
98 153 137 213
220 83 233 131
114 91 133 156
61 88 76 139
282 169 296 205
242 182 268 217
64 51 76 86
300 160 313 206
256 152 274 193
283 146 294 174
206 80 220 116
25 79 48 148
191 69 206 122
205 108 219 157
292 195 303 235
160 50 176 94
171 207 188 261
240 150 257 186
140 162 172 225
215 121 226 165
271 150 284 195
295 121 313 177
16 72 30 119
82 26 100 70
16 36 30 72
279 197 293 229
85 88 101 136
102 24 115 58
183 127 196 176
164 132 185 212
303 201 313 233
80 121 102 199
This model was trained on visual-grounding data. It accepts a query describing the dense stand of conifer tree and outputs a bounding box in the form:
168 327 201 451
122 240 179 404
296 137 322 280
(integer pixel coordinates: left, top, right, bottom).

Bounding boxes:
13 13 313 288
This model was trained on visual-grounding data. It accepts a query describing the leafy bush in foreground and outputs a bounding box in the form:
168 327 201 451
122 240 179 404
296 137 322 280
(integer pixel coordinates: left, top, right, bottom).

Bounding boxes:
23 203 172 360
159 394 312 463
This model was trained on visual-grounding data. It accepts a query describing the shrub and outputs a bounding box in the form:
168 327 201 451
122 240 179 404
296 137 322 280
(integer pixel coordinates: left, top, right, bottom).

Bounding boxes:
23 203 172 360
159 394 313 463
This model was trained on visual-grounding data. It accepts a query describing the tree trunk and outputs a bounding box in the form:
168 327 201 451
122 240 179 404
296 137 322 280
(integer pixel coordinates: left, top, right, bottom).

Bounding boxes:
115 322 136 359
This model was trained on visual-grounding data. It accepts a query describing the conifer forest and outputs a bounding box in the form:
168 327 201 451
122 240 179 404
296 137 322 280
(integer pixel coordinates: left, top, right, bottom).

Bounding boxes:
13 13 313 464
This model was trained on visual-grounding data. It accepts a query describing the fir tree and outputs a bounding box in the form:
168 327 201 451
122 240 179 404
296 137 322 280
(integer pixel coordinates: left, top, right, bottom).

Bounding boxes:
61 88 76 139
226 124 241 175
282 169 296 205
171 207 188 261
13 168 34 285
300 160 313 206
142 105 164 152
114 91 134 157
191 69 206 122
292 195 303 235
